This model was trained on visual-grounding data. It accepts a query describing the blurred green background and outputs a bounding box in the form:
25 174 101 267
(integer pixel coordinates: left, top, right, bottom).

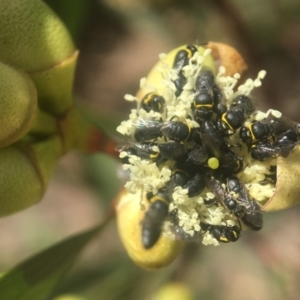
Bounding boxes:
1 0 300 299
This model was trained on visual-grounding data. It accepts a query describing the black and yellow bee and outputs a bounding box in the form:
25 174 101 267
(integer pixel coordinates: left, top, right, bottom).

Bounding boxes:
141 191 170 249
134 119 194 142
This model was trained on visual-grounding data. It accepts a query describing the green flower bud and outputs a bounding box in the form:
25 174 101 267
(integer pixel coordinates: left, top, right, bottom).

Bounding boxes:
0 136 63 216
28 108 58 138
0 0 77 116
0 0 75 72
0 62 37 148
30 51 78 116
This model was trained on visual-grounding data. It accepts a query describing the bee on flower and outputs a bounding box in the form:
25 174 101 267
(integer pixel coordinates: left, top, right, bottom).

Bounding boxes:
115 42 300 269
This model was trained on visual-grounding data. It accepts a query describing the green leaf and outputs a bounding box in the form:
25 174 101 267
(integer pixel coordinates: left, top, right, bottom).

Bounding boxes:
44 0 92 43
0 219 111 300
86 154 122 207
75 101 124 139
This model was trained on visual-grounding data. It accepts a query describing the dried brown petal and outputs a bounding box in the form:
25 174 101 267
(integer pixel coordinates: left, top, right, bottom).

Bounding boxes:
206 42 248 76
263 146 300 211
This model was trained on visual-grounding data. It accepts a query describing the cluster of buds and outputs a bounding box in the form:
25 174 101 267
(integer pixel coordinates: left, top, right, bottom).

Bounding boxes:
116 42 300 269
0 0 107 216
